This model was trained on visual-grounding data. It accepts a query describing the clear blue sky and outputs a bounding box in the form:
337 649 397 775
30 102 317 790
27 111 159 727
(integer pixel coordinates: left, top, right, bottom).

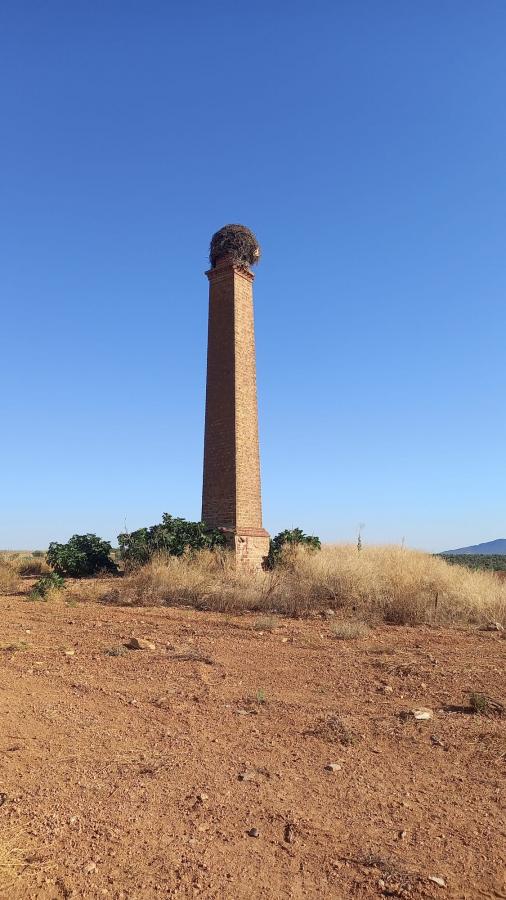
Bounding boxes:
1 1 505 552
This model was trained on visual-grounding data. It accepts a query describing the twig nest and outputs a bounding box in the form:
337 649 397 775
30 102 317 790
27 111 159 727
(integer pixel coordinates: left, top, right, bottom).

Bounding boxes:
209 224 260 269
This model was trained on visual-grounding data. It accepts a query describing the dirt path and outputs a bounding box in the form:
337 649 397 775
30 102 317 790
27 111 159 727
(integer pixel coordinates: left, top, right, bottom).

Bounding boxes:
0 593 504 899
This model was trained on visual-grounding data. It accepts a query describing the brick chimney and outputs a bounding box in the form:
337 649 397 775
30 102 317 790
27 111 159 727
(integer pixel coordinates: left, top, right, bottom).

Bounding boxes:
202 225 270 568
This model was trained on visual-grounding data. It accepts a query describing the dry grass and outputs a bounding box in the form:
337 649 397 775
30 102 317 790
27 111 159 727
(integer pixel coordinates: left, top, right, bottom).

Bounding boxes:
92 544 506 627
11 556 49 577
331 620 371 640
0 562 18 595
0 833 26 897
286 544 506 626
254 616 278 632
63 578 111 604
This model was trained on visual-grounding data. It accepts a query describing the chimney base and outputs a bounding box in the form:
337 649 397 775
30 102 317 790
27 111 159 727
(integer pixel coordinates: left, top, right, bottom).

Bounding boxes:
220 528 270 570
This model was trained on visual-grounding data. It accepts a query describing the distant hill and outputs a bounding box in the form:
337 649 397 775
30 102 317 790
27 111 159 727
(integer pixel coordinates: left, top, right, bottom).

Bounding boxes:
441 539 506 556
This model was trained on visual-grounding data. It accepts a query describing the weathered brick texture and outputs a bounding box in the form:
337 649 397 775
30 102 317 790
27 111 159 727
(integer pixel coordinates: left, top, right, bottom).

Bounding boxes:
202 256 269 566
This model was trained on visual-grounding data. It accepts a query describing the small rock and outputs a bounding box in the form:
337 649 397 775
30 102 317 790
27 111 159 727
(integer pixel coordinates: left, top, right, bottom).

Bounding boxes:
196 793 208 802
281 637 288 643
411 707 433 721
247 827 260 838
383 685 394 694
63 649 75 656
126 637 156 651
398 829 407 840
284 822 295 843
323 609 335 618
84 862 97 875
378 879 386 889
324 763 341 773
428 875 446 887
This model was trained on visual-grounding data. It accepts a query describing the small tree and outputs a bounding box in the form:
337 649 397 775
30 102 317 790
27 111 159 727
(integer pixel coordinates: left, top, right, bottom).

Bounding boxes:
267 527 321 568
118 513 227 569
46 534 118 578
30 572 65 599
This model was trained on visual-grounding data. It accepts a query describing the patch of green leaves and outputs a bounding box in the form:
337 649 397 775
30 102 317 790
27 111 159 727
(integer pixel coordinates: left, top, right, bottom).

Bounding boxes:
29 572 65 600
46 534 118 578
118 513 226 569
267 528 321 568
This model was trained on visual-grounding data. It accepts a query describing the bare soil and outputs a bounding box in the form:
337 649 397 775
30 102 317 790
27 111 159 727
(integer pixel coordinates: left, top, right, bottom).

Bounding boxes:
0 586 504 899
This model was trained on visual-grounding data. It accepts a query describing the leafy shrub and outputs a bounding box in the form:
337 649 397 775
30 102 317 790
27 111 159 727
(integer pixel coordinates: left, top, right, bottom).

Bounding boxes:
46 534 118 578
30 572 65 599
267 527 321 568
118 513 227 569
32 550 44 558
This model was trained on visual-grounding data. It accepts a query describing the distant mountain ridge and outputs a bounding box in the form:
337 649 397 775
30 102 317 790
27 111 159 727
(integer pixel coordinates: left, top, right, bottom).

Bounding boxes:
441 538 506 556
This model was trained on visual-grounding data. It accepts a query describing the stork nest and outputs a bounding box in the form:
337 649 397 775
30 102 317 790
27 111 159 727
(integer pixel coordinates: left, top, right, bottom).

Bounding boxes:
209 224 260 269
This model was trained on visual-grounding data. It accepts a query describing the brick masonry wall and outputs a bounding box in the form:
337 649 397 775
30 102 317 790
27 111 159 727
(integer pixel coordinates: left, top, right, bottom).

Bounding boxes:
201 263 236 529
202 259 268 556
233 267 263 531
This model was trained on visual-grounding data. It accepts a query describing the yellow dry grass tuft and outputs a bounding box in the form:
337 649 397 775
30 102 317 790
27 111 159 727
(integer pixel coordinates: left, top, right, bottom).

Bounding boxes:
11 556 49 577
0 562 18 595
284 544 506 626
331 620 371 640
0 833 26 898
93 544 506 627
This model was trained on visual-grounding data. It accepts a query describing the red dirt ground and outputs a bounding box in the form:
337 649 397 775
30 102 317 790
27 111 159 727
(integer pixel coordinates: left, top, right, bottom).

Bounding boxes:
0 590 504 899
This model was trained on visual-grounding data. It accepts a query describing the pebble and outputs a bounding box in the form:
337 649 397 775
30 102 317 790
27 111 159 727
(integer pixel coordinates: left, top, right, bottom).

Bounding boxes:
284 823 295 843
247 827 260 838
126 637 156 651
324 763 341 773
411 707 433 721
196 793 208 802
84 862 97 875
428 875 446 887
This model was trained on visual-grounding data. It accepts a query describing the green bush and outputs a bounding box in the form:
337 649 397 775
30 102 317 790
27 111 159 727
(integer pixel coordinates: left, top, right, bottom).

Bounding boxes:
437 554 506 572
32 550 44 558
46 534 118 578
267 527 321 568
30 572 65 599
118 513 227 569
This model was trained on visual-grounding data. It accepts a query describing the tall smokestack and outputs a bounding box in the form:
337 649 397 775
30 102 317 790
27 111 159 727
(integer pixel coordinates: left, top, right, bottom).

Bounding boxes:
202 224 269 567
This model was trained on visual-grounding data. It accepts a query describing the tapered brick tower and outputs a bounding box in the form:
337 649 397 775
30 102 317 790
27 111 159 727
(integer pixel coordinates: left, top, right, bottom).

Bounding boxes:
202 225 270 567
